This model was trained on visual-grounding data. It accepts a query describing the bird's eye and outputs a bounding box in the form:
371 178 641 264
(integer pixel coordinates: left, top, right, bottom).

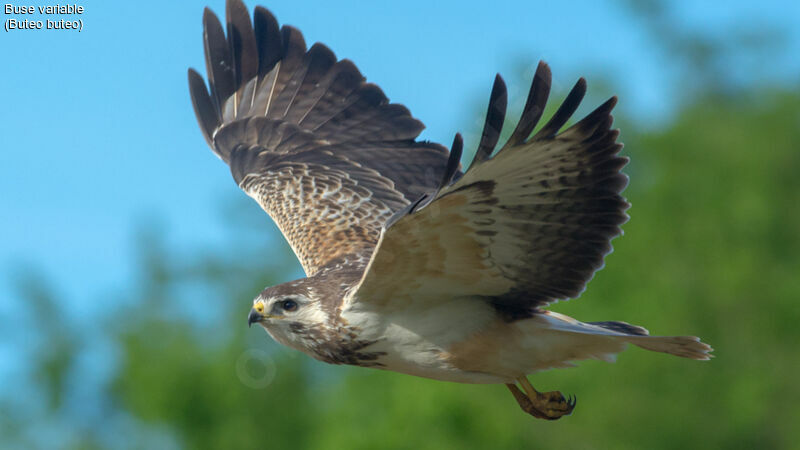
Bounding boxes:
280 299 298 312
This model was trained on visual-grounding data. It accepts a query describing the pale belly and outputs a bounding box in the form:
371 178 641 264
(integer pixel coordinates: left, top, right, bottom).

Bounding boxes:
358 331 515 384
341 296 516 384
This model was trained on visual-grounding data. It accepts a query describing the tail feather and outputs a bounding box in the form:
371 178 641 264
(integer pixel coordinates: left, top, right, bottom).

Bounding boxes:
590 319 713 361
541 311 713 362
627 335 713 361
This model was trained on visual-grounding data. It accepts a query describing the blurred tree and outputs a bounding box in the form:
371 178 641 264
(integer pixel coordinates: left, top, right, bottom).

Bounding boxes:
621 0 789 99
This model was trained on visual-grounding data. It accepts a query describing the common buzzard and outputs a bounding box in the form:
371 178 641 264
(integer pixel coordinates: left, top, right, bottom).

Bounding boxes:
188 0 712 420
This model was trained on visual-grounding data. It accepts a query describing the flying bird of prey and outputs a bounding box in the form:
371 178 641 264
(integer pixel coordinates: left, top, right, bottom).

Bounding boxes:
188 0 712 420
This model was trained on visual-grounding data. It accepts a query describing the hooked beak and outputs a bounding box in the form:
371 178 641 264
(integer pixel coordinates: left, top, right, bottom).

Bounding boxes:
247 308 263 328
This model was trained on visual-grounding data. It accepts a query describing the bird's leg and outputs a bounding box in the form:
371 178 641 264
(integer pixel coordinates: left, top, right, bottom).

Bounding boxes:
505 377 576 420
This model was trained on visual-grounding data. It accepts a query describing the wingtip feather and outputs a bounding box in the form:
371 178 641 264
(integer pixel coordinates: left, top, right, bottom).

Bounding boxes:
472 74 508 167
188 68 219 149
438 133 463 190
531 76 587 139
506 61 552 146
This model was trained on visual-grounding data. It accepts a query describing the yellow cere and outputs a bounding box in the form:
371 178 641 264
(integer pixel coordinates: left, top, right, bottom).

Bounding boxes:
254 301 265 314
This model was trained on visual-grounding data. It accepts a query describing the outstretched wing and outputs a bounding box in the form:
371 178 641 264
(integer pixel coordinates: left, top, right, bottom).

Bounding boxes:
188 0 452 276
353 62 629 318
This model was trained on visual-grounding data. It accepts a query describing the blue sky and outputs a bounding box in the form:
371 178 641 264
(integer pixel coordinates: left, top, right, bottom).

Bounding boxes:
1 0 798 343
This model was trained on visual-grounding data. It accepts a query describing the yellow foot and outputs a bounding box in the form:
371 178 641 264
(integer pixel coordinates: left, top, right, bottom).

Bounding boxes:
506 377 576 420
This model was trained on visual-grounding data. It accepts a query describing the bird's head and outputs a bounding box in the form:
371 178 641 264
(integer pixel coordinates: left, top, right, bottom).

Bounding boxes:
247 279 329 353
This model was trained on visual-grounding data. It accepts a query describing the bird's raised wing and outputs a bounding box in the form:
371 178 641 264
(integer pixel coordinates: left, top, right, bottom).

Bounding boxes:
188 0 451 276
353 62 629 318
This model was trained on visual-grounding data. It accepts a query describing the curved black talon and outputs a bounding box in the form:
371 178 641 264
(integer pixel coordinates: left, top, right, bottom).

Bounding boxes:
507 383 577 420
565 394 576 408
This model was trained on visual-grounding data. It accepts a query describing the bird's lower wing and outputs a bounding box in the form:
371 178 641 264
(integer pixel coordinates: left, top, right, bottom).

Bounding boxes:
352 63 629 317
